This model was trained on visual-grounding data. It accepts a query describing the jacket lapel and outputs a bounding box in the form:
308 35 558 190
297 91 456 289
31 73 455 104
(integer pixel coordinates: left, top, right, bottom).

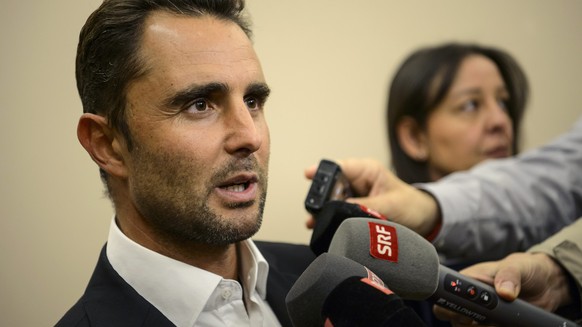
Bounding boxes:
83 246 175 327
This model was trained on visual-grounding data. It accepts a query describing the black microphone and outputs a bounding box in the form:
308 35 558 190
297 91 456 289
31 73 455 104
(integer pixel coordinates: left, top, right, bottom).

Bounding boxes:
285 253 426 327
328 218 581 327
322 276 427 326
310 200 386 255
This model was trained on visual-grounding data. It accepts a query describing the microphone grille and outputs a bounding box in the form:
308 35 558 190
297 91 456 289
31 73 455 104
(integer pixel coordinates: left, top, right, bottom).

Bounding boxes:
285 253 370 327
329 218 439 300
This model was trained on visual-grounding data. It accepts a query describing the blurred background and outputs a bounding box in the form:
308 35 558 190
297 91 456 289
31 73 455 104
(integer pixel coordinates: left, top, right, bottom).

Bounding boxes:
1 0 580 325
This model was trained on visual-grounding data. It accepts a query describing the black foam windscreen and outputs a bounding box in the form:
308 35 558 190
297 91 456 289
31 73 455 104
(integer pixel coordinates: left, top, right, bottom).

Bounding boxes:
310 200 386 255
285 253 383 327
328 217 439 300
322 276 427 327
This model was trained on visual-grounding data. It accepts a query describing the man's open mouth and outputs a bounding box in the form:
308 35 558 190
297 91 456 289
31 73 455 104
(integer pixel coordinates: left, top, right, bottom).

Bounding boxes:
221 182 250 192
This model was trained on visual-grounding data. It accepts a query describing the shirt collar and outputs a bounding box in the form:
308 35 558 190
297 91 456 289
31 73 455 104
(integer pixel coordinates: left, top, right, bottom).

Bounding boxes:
239 237 269 299
106 217 270 327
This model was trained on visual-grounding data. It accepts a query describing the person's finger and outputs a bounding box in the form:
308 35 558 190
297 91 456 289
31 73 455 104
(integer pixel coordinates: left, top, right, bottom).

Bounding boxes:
304 164 317 179
492 259 523 301
459 261 519 302
305 216 315 229
459 262 498 285
336 158 384 195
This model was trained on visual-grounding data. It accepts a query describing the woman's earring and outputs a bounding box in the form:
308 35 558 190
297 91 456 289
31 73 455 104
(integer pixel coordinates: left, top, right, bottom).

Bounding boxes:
416 149 427 161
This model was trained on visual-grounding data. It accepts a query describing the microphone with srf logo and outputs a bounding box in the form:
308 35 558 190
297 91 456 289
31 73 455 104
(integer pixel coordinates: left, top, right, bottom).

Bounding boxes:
328 218 580 327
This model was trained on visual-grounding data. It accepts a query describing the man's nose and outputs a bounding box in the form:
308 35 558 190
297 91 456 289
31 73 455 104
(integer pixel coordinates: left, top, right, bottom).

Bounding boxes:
223 102 263 157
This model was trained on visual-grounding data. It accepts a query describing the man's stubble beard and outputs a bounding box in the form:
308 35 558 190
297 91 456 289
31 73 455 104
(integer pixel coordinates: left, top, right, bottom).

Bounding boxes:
129 143 268 247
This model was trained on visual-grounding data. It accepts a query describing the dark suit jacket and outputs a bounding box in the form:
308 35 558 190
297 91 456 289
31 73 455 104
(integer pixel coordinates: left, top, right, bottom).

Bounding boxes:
55 241 316 327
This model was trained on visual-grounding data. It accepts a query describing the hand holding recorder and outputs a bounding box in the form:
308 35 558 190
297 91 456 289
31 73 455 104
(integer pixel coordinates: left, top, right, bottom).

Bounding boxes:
304 158 441 237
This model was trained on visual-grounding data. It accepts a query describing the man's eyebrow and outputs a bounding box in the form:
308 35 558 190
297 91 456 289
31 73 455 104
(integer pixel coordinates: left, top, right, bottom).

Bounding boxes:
246 82 271 98
165 82 229 108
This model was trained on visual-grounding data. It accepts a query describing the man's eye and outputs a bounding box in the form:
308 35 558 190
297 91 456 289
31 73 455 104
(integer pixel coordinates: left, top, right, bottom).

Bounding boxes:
245 97 258 110
190 99 209 112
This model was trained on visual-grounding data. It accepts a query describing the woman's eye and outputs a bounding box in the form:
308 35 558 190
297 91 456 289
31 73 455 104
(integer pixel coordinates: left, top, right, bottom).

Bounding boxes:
460 100 478 112
497 98 509 111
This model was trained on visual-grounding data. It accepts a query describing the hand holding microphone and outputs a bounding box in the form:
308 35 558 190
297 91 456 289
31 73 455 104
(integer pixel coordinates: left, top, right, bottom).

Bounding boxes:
328 218 580 327
434 252 580 326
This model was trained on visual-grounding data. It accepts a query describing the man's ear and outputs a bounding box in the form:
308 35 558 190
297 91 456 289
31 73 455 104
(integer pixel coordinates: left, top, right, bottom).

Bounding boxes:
396 116 429 161
77 113 128 178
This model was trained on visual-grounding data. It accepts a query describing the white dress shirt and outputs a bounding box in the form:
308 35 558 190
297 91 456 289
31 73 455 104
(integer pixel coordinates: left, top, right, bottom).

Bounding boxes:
106 218 281 327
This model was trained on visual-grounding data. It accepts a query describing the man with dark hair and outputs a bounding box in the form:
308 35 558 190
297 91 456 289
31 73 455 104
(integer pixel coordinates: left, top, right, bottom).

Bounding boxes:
57 1 315 326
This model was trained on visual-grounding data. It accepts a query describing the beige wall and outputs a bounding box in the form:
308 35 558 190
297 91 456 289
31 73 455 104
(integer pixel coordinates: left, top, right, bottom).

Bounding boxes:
1 0 580 325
